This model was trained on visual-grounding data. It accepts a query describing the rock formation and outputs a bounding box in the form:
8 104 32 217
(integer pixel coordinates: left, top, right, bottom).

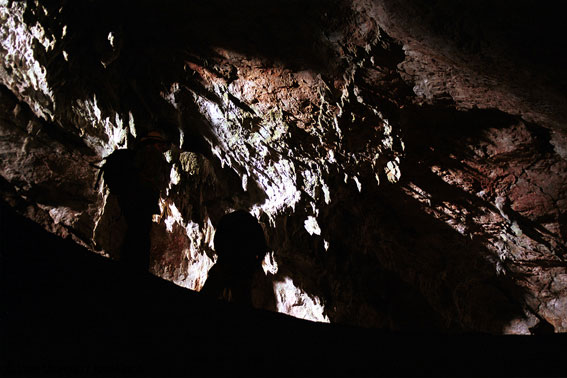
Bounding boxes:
1 0 566 334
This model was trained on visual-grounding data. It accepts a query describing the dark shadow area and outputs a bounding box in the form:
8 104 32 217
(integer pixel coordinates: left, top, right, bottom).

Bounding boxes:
308 176 520 333
201 210 276 311
66 0 338 70
380 0 567 78
31 0 343 137
400 105 566 250
384 104 565 331
262 198 448 332
100 133 170 271
268 105 564 334
377 0 567 112
0 84 97 212
2 201 566 377
378 183 528 332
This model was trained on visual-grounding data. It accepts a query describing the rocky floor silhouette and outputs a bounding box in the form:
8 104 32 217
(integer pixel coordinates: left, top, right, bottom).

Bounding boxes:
1 201 565 377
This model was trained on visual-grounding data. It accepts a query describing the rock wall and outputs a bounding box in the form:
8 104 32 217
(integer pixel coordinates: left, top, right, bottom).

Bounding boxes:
1 0 566 333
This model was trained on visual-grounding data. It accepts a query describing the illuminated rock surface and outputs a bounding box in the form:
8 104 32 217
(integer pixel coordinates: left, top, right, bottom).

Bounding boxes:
1 0 566 337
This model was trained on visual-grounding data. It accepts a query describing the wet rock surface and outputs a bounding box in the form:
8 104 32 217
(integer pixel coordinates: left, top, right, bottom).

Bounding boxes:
1 0 566 334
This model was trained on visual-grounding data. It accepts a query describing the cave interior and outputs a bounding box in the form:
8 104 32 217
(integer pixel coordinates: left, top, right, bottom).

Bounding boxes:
1 0 567 376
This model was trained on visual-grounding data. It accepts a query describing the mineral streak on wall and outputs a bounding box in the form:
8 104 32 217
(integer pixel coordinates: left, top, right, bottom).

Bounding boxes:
1 0 566 333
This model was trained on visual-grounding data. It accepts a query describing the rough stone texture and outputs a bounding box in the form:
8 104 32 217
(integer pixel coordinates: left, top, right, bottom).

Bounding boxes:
371 0 567 131
1 0 566 333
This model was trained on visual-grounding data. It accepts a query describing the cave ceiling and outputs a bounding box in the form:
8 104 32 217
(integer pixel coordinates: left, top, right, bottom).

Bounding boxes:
1 0 566 334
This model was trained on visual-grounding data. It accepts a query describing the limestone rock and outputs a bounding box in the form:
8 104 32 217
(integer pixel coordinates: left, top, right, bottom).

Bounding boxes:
1 0 566 334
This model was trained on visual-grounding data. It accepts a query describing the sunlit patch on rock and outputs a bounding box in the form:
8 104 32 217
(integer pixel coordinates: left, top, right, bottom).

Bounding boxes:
274 276 330 323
